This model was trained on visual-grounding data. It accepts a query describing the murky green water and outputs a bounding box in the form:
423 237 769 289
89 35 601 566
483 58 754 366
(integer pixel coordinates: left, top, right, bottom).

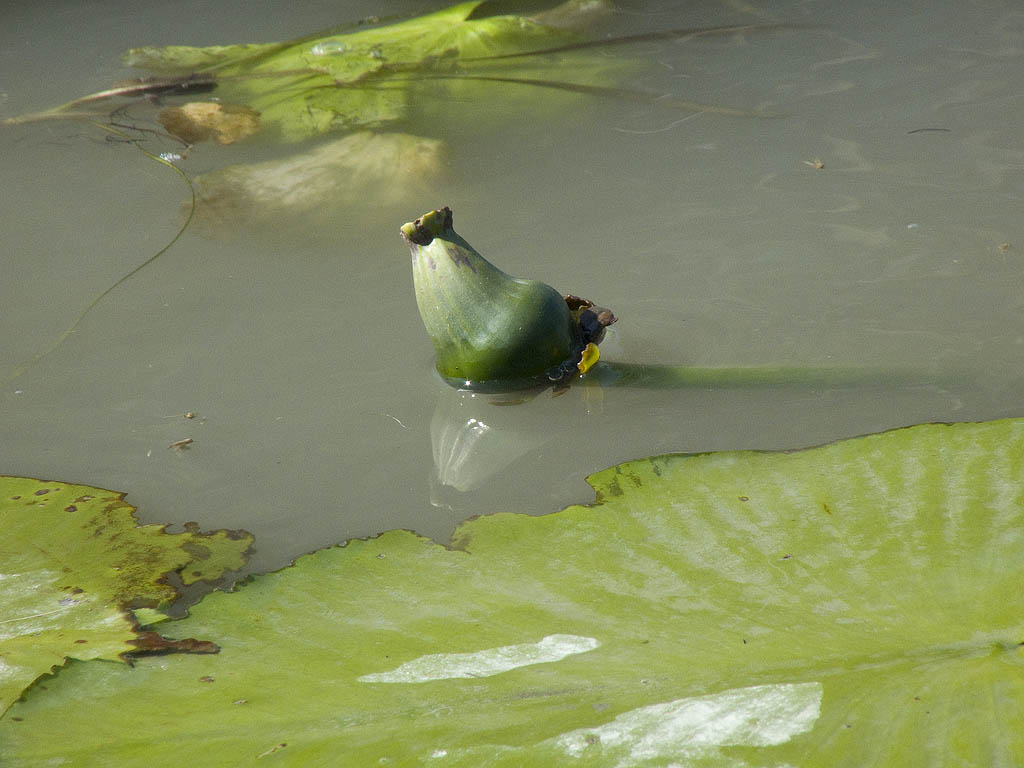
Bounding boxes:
3 0 1022 576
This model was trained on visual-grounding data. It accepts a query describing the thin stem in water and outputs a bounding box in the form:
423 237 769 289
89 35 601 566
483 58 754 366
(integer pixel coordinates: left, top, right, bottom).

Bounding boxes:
5 121 196 384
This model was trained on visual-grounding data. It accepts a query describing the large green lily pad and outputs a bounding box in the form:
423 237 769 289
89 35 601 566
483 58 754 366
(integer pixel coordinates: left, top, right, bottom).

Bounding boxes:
3 420 1023 765
0 476 253 717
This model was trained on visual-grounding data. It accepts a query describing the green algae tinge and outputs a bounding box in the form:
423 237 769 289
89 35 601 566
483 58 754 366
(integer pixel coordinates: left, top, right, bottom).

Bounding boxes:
401 207 615 391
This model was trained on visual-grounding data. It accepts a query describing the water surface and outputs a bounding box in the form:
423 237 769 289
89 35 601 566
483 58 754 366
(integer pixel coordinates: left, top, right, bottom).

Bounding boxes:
2 0 1022 576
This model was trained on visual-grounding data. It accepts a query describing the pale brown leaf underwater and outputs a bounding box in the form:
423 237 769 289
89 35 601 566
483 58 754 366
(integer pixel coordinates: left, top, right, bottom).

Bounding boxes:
189 132 447 232
157 101 261 144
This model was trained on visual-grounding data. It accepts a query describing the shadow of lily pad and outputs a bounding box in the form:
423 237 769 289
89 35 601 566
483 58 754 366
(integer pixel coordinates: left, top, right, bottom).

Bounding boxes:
3 420 1023 765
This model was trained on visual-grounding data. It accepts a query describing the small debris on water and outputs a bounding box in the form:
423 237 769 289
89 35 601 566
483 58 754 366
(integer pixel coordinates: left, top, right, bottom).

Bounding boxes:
168 438 194 450
385 413 408 429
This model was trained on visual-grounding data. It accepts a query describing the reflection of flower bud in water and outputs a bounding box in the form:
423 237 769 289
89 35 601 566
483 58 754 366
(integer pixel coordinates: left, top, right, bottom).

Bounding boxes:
401 207 615 391
430 388 551 493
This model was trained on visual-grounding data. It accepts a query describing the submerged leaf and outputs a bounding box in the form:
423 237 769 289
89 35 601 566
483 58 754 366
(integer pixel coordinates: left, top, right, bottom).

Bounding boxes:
3 2 780 239
111 2 773 144
4 420 1024 765
5 2 785 164
120 2 587 143
191 132 446 230
529 0 615 29
0 476 252 716
157 101 260 144
123 44 280 74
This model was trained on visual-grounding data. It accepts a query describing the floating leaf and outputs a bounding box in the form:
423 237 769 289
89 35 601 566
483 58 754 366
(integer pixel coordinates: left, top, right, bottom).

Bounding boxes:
3 420 1023 764
121 2 605 143
89 1 773 144
0 476 252 716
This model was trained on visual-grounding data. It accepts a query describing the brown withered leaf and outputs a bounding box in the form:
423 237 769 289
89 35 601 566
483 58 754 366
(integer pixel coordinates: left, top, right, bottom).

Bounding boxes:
158 101 260 144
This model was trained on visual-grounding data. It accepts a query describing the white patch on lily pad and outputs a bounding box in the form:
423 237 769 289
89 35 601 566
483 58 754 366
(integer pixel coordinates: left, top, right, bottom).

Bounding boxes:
0 658 29 686
556 682 822 763
358 634 599 683
0 570 126 641
0 570 69 640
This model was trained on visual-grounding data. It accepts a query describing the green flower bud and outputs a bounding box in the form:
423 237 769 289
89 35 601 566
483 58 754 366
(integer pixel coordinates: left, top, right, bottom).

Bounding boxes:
401 207 614 390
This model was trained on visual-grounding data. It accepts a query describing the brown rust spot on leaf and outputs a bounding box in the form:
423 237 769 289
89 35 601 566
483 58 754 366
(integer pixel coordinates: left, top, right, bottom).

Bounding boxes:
128 631 220 656
182 541 212 560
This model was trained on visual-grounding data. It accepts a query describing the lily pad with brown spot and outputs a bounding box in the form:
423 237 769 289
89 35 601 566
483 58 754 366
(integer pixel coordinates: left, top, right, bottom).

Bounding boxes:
0 476 252 716
3 420 1024 765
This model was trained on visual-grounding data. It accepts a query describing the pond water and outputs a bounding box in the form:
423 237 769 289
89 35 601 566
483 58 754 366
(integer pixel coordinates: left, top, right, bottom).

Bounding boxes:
2 0 1022 578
